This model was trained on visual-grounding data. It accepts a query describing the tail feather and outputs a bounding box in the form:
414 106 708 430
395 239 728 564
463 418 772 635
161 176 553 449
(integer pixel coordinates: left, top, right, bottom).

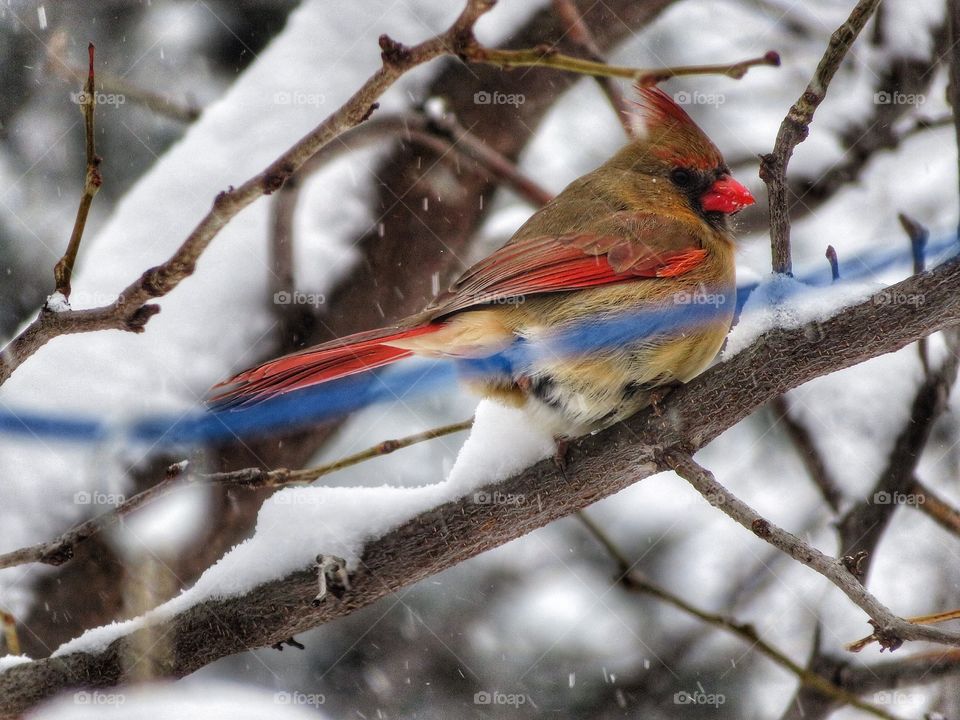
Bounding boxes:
209 324 439 408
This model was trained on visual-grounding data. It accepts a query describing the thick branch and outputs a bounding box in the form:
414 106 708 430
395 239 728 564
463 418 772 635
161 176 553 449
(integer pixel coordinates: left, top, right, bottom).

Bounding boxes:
2 258 960 717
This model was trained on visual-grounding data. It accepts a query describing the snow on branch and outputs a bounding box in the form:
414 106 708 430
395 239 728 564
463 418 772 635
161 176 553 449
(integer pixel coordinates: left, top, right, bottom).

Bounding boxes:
2 255 959 717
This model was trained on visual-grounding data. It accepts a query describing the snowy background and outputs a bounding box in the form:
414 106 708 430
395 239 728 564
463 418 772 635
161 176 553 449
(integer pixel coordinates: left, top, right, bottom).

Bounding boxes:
1 0 958 718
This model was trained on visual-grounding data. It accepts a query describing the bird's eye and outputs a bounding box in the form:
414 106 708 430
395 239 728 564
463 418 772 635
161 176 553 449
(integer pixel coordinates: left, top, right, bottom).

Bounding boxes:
670 168 695 187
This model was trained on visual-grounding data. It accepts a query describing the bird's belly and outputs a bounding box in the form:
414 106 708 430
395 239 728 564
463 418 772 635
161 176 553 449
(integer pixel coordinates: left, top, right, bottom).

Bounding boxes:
518 311 732 436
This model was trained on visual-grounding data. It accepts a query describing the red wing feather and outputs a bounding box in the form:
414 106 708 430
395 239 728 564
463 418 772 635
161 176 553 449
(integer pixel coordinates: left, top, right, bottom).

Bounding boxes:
430 221 708 317
209 324 439 407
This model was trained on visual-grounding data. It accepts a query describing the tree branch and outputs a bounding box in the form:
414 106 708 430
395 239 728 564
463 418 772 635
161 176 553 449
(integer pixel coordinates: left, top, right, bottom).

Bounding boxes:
52 43 101 301
0 419 473 571
0 0 498 387
577 513 899 720
3 257 960 717
760 0 881 275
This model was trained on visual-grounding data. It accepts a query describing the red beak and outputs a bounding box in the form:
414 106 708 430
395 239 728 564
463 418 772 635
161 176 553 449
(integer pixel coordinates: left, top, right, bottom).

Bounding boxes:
701 176 755 214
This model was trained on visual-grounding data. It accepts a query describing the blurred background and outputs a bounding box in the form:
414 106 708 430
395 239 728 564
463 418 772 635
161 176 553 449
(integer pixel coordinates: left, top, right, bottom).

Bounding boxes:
2 1 959 718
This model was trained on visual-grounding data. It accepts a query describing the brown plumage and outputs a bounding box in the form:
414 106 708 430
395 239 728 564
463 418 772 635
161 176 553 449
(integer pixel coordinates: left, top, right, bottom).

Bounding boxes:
211 86 753 437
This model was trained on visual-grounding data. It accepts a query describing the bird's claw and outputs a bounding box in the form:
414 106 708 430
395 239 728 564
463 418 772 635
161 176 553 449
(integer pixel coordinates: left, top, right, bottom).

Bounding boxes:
649 382 682 417
313 554 350 606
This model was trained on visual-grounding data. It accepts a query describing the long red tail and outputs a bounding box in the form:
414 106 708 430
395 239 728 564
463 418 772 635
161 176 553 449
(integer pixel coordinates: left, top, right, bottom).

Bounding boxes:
209 324 439 408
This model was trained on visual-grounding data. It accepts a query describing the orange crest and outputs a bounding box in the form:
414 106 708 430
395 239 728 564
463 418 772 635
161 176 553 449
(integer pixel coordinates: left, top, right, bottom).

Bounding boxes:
628 85 725 171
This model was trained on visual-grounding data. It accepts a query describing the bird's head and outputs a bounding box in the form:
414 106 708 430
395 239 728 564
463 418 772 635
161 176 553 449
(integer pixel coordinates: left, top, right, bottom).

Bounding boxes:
617 86 754 228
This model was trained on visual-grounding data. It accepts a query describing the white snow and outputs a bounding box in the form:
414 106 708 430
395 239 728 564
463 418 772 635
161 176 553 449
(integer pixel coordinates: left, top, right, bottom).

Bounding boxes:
51 399 553 657
723 274 880 357
0 0 541 619
2 2 958 717
43 291 69 313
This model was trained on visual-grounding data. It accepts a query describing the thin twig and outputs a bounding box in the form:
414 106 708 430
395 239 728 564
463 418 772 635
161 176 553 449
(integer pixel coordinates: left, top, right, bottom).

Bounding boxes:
52 43 102 301
847 608 960 653
424 109 554 206
0 418 472 571
577 512 902 720
465 44 779 85
46 32 200 124
663 449 960 650
899 212 930 373
837 342 960 577
760 0 881 275
911 477 960 537
771 395 844 512
550 0 632 136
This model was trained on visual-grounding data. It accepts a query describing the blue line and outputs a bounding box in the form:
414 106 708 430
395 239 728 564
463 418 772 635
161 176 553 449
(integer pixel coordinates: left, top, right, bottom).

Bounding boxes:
1 232 956 446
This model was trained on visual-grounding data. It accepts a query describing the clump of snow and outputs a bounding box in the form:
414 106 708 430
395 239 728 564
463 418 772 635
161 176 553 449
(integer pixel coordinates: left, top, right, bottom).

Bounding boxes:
0 655 30 671
724 274 880 357
43 291 70 313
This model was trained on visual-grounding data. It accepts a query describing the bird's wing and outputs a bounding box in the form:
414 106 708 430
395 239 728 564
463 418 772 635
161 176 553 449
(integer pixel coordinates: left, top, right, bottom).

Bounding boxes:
427 212 708 318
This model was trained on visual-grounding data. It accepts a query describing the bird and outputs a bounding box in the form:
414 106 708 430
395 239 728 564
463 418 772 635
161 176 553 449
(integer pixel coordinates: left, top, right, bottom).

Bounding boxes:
210 85 754 439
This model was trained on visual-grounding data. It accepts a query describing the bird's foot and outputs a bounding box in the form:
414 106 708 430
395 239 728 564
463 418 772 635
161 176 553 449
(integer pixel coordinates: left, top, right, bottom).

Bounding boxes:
649 381 683 417
553 437 570 472
313 554 350 606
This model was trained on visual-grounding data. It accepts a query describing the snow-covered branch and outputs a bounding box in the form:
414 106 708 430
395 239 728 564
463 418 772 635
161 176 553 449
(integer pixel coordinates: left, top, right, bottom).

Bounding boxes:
2 255 959 718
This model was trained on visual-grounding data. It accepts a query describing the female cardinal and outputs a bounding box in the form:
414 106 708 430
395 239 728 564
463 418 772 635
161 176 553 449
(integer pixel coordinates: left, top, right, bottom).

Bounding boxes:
211 86 753 437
